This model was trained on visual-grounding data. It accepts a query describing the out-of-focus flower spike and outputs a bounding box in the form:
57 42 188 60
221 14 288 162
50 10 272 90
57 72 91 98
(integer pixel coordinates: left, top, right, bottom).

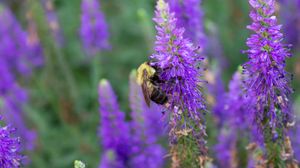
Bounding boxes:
80 0 110 55
278 0 300 48
214 129 237 168
99 150 124 168
0 64 36 151
0 5 38 150
205 64 226 127
98 79 131 167
289 102 300 163
41 0 64 46
214 70 252 167
0 4 37 76
26 10 44 67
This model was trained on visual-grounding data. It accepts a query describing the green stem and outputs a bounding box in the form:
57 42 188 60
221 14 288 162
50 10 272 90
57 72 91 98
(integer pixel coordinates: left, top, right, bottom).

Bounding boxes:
92 54 101 96
263 119 285 168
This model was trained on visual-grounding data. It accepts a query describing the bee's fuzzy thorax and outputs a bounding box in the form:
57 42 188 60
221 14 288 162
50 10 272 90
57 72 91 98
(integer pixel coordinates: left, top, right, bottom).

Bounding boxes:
136 62 156 85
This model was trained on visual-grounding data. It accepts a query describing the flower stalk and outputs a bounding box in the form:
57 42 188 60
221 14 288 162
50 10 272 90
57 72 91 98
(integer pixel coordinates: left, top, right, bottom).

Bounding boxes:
150 0 207 166
243 0 294 166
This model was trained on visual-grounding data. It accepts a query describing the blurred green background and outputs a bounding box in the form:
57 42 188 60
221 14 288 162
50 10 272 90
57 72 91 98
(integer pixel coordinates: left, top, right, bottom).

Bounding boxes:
3 0 300 167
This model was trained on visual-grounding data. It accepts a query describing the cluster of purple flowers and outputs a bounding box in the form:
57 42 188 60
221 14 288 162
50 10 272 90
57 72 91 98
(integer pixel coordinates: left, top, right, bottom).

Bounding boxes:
243 0 293 139
149 1 207 160
80 0 110 55
151 0 205 124
0 117 23 167
0 4 39 151
98 78 165 168
2 0 300 167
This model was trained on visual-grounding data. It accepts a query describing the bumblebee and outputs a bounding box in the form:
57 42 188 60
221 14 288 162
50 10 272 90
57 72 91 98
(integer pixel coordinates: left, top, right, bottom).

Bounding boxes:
136 62 168 107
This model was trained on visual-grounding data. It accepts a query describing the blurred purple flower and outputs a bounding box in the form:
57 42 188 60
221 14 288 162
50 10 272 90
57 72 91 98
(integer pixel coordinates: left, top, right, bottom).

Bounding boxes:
227 72 264 143
168 0 206 47
207 68 226 127
279 0 300 48
289 120 300 162
214 129 236 168
26 11 44 67
0 63 36 151
0 5 40 76
243 0 293 138
0 116 23 167
214 72 250 167
98 79 131 167
80 0 110 55
128 72 165 168
0 5 37 151
41 0 64 46
99 150 124 168
226 72 251 130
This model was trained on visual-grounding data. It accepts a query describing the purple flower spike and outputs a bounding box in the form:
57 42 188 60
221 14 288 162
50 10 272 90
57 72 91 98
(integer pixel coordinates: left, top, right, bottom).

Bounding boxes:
150 0 207 159
208 69 227 127
168 0 206 47
226 72 251 130
243 0 293 137
98 79 131 167
0 117 23 168
229 72 264 143
151 0 205 121
80 0 110 55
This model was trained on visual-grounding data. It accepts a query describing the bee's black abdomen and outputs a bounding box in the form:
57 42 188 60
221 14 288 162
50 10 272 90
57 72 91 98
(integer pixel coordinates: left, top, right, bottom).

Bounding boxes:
150 89 168 105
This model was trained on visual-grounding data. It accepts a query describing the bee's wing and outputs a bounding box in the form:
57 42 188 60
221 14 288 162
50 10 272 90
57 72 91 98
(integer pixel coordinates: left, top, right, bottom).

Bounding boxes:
141 69 151 107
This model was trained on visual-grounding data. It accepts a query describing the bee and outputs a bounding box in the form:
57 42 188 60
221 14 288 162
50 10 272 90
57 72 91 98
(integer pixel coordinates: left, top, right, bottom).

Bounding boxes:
136 62 168 107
